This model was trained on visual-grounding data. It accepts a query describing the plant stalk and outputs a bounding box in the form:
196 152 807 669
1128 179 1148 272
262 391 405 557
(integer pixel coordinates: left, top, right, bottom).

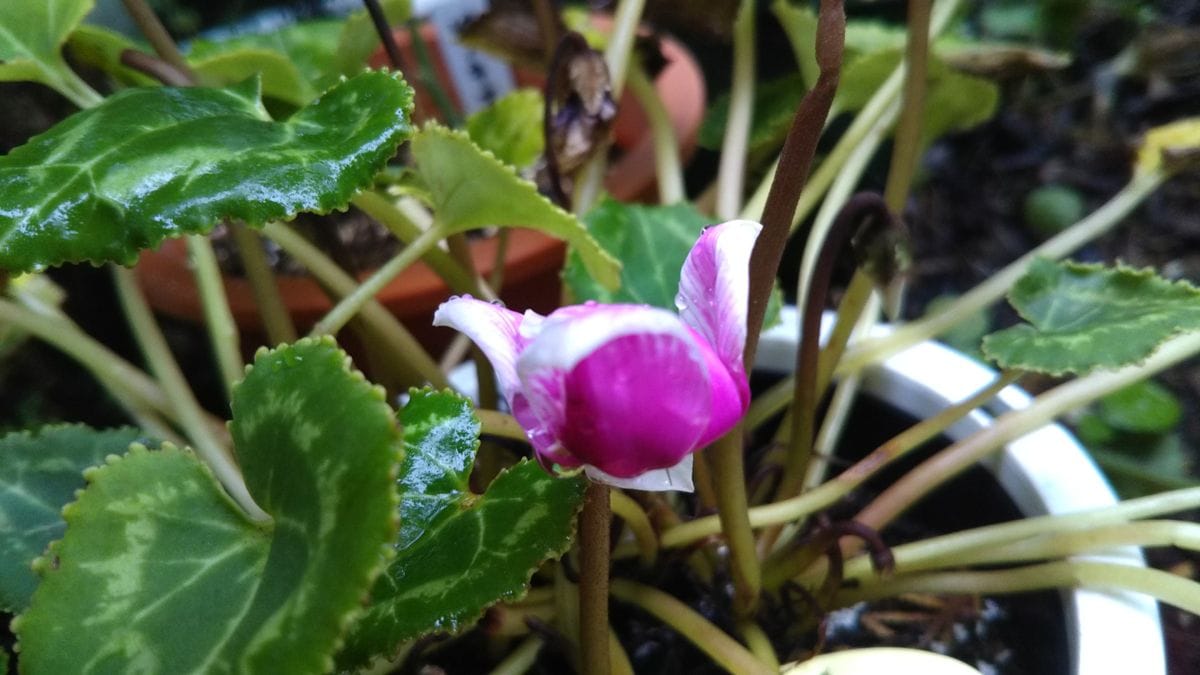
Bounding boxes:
263 222 446 387
185 235 243 398
831 560 1200 617
579 482 612 675
229 223 298 345
626 65 685 205
609 580 773 675
663 371 1019 552
609 489 658 568
110 266 269 522
708 427 761 617
743 0 845 369
854 330 1200 535
120 0 195 80
715 0 756 221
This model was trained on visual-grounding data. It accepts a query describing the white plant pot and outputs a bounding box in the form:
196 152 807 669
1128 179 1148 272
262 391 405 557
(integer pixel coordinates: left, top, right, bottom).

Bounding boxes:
755 307 1165 675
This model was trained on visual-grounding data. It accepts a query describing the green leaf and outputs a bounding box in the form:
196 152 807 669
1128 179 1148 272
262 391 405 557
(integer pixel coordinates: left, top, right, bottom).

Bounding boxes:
564 199 711 308
330 0 411 79
409 124 620 290
770 0 819 87
1091 437 1197 499
0 425 149 612
187 20 344 105
0 71 414 274
699 73 807 154
14 338 403 674
0 0 94 97
837 53 998 150
337 389 586 668
983 259 1200 375
466 89 545 169
1098 380 1183 435
64 25 157 87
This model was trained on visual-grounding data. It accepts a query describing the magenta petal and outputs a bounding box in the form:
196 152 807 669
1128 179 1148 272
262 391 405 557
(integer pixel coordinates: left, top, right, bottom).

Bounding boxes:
676 219 761 382
690 328 750 446
558 331 711 478
432 296 532 401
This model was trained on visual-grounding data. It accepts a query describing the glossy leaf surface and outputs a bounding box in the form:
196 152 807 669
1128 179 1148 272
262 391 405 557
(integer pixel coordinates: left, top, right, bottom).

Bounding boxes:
338 389 586 668
983 259 1200 375
14 339 402 674
0 71 413 273
409 125 620 290
0 425 149 612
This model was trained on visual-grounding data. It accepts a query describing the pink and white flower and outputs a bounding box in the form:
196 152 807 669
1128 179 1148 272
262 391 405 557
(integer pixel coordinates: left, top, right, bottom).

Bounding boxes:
433 219 761 491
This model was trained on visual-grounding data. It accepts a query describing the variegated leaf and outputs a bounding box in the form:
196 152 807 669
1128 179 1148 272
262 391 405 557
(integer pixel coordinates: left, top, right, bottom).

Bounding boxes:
14 339 402 674
983 259 1200 375
336 389 586 668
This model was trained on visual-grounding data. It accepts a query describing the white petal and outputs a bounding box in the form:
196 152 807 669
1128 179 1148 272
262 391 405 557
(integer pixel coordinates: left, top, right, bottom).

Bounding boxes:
518 303 698 374
584 455 695 492
432 296 540 402
676 220 762 376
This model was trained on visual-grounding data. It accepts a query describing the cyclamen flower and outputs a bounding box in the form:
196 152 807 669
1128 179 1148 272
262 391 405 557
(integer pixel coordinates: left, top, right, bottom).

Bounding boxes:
433 220 761 491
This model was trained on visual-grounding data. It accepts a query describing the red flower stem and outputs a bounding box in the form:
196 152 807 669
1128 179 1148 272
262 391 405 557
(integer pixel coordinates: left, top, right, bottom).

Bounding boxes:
742 0 845 369
579 481 612 675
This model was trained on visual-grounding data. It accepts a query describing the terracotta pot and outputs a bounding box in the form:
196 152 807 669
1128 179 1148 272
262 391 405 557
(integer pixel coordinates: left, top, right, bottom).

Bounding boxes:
134 227 564 351
135 17 705 353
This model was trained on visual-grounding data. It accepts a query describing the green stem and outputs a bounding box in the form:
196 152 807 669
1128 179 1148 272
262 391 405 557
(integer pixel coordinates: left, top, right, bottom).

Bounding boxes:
350 192 482 297
476 409 527 442
715 0 756 220
229 223 297 345
262 222 447 388
185 235 243 398
832 560 1200 617
738 620 780 671
854 330 1200 535
838 170 1166 375
489 636 542 675
626 65 685 205
610 489 658 568
110 266 269 522
609 580 773 675
708 428 761 617
48 65 105 109
815 270 875 396
579 482 612 675
663 371 1018 553
309 224 443 337
0 296 179 439
882 0 932 211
